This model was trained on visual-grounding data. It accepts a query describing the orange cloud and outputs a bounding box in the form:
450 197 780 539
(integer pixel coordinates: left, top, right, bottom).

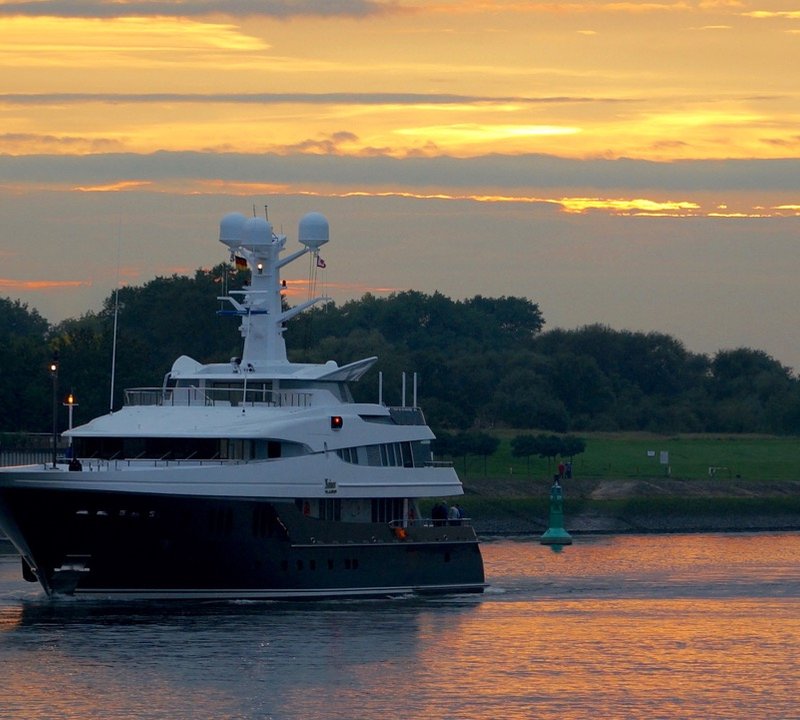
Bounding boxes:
423 2 697 15
74 180 152 192
744 11 800 19
0 278 91 290
556 197 701 215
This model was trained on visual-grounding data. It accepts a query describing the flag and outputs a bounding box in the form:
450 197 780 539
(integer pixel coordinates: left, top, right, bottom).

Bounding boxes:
316 256 326 269
234 255 247 269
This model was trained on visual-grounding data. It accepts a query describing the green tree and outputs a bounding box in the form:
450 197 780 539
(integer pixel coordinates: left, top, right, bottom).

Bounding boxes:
560 434 586 460
0 298 51 431
511 434 539 475
535 433 564 468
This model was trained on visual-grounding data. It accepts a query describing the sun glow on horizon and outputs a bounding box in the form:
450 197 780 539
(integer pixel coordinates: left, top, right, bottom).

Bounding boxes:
0 278 92 291
2 176 795 219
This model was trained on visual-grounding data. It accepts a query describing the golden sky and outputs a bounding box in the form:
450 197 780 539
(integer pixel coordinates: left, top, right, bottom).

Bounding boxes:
2 1 799 163
1 1 799 368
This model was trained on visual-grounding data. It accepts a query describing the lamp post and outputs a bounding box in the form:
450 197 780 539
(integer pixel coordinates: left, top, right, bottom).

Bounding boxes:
49 353 59 469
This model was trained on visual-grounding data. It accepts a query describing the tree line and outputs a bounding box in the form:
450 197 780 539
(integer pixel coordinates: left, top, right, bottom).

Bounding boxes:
2 268 800 435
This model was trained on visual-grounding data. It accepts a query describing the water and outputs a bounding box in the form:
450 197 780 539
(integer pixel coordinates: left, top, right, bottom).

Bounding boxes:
1 533 798 720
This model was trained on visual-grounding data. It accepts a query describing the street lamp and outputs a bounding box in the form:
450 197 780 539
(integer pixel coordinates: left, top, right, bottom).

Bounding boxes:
49 353 59 469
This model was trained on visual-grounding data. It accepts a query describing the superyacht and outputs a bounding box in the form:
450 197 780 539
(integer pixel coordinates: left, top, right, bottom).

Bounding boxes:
0 210 485 599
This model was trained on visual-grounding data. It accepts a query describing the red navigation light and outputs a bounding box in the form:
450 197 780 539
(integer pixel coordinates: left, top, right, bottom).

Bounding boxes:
330 415 344 430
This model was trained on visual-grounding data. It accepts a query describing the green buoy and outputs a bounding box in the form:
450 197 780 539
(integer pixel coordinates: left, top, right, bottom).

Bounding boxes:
540 479 573 545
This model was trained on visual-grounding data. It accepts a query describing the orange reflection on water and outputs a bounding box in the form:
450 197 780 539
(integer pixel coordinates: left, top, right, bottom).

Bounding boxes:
378 535 800 720
407 595 800 720
1 534 798 720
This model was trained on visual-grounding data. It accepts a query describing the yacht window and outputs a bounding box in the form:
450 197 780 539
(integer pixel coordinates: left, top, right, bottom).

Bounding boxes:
400 441 413 468
366 445 381 466
335 445 363 465
319 498 341 521
371 498 404 523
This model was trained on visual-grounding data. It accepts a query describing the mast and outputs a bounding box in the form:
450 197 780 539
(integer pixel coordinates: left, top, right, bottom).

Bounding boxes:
217 211 329 369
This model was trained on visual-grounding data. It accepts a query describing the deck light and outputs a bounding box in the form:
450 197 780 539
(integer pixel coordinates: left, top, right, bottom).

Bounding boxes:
63 392 78 441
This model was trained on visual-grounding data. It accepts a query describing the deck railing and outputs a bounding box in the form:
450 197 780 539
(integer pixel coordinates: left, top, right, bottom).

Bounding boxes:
0 449 66 468
388 517 472 530
124 387 313 409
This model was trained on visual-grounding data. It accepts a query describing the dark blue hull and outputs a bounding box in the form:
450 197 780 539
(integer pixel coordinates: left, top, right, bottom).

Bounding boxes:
0 487 485 599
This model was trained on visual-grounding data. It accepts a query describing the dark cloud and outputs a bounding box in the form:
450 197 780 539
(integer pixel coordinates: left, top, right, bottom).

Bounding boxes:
0 93 630 107
0 133 124 152
0 0 392 19
1 151 799 193
280 132 360 154
761 136 800 147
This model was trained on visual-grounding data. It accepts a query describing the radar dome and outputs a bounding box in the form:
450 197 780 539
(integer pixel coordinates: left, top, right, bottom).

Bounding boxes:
242 217 274 248
219 212 248 248
298 212 329 250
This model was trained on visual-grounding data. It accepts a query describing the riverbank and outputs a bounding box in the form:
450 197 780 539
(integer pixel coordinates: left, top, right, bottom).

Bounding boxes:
461 476 800 536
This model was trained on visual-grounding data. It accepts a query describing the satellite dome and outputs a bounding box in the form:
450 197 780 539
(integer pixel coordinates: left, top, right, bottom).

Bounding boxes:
219 212 248 248
242 217 273 248
298 212 329 250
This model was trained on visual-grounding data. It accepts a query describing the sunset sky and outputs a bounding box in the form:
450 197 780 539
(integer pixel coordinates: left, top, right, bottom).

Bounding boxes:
1 1 799 369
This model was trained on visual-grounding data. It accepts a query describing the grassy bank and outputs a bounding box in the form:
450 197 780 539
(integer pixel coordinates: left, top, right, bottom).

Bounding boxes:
437 433 800 534
450 432 800 483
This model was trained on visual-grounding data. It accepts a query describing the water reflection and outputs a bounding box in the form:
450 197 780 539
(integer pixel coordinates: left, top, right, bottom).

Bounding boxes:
1 533 798 720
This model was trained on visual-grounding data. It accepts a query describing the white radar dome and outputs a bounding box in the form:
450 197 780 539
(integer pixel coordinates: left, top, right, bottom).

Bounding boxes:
298 212 329 250
219 212 248 248
242 217 274 248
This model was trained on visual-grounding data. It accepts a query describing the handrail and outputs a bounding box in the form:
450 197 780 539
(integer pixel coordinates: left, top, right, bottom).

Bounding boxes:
124 386 314 408
388 517 472 529
73 457 251 472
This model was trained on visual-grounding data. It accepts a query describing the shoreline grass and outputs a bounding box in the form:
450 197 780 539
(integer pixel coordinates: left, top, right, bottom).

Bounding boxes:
448 432 800 483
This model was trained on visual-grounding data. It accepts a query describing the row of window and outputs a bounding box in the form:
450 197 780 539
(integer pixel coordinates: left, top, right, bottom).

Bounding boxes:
73 436 289 461
336 441 415 467
280 557 360 572
74 500 420 538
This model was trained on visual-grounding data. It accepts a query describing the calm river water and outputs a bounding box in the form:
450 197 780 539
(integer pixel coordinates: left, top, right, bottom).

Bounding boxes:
1 533 798 720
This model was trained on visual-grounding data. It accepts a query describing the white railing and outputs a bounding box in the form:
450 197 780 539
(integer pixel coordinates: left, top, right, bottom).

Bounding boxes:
388 517 472 529
68 457 253 472
124 386 313 409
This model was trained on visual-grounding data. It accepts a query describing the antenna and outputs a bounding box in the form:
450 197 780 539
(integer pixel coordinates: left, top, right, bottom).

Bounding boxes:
109 286 119 413
109 225 121 413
